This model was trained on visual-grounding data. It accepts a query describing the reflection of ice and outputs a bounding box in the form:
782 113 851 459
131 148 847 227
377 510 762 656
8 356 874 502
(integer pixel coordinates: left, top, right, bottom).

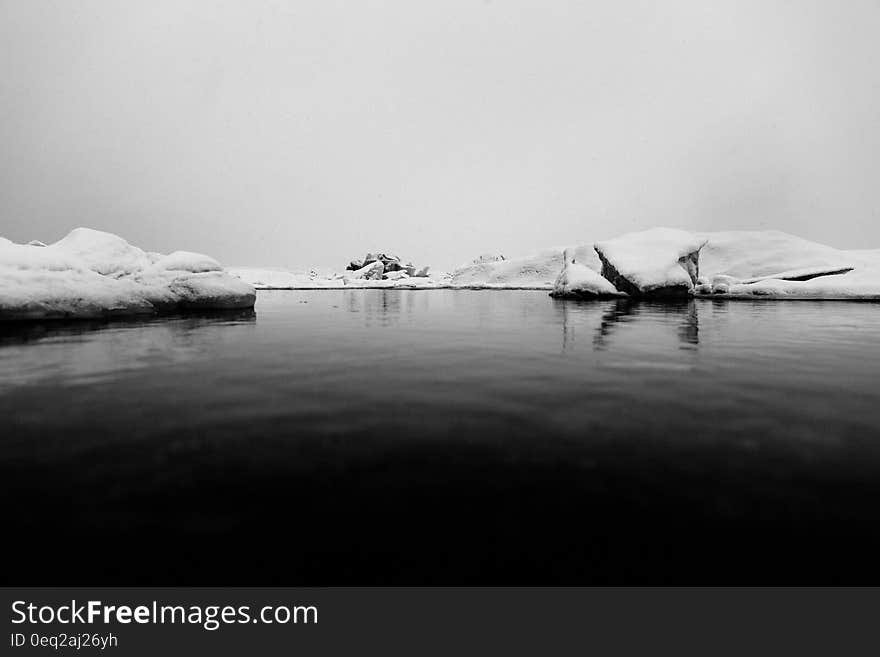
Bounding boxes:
0 310 256 388
555 298 700 353
678 301 699 347
555 298 619 353
593 299 640 350
344 289 406 327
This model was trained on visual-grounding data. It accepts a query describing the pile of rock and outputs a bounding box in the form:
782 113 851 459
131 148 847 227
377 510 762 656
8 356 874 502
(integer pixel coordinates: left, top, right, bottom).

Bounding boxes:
345 252 431 281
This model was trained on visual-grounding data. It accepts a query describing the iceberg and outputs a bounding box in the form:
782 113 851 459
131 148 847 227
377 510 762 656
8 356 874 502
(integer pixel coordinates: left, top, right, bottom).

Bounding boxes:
551 247 623 299
696 230 855 281
0 228 256 320
594 228 707 297
553 228 880 301
693 231 880 299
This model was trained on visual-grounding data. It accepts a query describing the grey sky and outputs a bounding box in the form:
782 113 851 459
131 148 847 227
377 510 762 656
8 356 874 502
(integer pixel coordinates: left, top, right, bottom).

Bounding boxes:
1 0 878 270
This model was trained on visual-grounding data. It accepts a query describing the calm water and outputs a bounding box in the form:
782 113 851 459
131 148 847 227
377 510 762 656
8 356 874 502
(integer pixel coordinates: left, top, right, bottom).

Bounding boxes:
2 290 880 584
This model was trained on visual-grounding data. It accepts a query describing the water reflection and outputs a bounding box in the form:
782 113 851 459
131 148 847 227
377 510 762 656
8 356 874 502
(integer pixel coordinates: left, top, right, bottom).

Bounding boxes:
0 310 257 388
0 310 256 347
4 292 880 585
344 289 407 327
678 301 700 347
555 298 700 353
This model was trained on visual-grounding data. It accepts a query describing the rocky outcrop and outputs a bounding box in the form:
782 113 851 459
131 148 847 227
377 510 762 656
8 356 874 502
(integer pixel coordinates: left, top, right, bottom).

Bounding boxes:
345 260 385 281
348 252 401 271
345 252 430 280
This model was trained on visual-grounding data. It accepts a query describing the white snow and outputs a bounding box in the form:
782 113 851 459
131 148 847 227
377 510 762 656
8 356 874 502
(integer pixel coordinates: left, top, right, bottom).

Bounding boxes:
52 227 155 276
594 228 707 294
230 246 585 291
448 249 565 289
226 228 880 300
551 248 622 298
229 266 445 289
694 231 880 299
150 250 223 274
227 267 315 289
343 260 385 282
0 228 255 320
738 266 854 285
713 259 880 299
469 253 506 265
696 230 854 281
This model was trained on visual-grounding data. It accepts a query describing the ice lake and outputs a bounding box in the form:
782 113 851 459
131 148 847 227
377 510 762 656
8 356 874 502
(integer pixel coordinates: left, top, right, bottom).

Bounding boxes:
2 290 880 584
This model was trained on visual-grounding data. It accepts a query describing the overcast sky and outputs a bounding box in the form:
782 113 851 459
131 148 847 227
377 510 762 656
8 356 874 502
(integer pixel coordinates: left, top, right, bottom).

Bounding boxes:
1 0 878 269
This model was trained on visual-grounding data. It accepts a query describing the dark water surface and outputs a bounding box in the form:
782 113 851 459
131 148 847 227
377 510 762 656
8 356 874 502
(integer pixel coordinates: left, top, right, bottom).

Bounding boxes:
2 290 880 584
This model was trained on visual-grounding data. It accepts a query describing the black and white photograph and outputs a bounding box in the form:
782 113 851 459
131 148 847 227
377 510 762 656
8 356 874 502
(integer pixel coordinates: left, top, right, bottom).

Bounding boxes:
2 0 880 597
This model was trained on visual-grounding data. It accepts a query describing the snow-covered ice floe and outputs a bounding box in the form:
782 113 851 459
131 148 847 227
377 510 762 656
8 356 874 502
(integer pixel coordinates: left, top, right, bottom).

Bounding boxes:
231 228 880 300
593 228 707 297
553 228 880 300
691 230 880 299
0 228 256 320
447 249 565 289
550 246 624 299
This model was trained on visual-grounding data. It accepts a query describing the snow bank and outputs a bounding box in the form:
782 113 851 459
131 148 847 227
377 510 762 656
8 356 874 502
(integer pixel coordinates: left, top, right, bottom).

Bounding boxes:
595 228 706 297
716 273 878 299
52 227 155 276
229 266 447 289
448 249 565 289
0 228 255 320
342 276 444 289
227 267 313 289
693 231 880 299
151 250 223 274
696 230 854 280
708 256 880 299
